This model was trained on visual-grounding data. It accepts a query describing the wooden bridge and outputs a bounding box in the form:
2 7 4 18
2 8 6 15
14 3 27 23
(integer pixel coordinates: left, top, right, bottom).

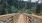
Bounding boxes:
0 13 42 23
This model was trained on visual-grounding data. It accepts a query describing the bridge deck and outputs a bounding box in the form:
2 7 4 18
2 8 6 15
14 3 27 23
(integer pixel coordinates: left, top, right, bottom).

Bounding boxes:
0 13 42 23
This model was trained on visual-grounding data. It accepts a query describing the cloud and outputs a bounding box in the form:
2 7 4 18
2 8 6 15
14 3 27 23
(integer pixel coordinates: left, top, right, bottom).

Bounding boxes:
31 0 38 2
23 0 29 1
23 0 28 1
23 0 38 2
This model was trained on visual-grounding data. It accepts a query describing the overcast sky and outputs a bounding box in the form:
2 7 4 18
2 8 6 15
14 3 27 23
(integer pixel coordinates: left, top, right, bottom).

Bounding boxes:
31 0 38 2
23 0 38 2
23 0 42 3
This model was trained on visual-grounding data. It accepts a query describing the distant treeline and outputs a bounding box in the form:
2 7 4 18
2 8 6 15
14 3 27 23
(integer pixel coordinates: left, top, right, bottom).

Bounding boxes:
0 0 42 15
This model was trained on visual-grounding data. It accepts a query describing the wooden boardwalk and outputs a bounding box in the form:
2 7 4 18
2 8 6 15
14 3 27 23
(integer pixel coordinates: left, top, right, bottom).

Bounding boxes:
0 13 42 23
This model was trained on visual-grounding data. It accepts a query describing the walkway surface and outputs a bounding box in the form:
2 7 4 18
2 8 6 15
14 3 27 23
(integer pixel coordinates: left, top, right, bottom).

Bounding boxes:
16 14 26 23
0 13 42 23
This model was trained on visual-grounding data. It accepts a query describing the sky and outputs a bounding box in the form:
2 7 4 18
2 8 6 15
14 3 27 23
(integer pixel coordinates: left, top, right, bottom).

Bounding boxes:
18 0 41 3
31 0 38 2
23 0 41 3
23 0 38 2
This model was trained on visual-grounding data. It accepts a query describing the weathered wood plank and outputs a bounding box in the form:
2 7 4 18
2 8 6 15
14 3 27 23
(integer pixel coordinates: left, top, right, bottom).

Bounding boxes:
0 13 42 23
32 13 42 23
5 18 13 23
0 14 14 21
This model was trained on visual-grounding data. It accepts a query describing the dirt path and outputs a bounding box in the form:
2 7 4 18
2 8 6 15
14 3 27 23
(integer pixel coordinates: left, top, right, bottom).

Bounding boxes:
16 14 26 23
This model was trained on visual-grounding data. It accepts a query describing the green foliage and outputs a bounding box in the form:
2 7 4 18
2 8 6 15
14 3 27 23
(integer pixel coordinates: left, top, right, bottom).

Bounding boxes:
36 4 41 13
11 6 19 13
0 6 5 15
0 0 42 15
25 9 32 14
0 0 33 15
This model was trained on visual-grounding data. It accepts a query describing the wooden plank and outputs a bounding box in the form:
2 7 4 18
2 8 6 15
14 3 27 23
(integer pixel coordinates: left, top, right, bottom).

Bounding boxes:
0 14 14 21
5 18 13 23
32 13 42 23
22 14 34 23
16 14 26 23
0 13 20 21
0 13 42 23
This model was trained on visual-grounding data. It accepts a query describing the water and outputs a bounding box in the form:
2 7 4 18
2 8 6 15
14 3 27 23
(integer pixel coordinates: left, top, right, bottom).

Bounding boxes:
0 18 9 23
33 18 40 23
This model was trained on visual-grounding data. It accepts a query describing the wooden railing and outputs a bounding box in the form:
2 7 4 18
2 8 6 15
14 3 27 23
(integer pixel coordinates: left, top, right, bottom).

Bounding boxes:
0 14 14 23
0 13 42 23
32 13 42 23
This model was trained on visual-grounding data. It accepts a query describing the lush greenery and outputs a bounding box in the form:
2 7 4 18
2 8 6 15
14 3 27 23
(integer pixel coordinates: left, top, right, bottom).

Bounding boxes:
0 0 42 15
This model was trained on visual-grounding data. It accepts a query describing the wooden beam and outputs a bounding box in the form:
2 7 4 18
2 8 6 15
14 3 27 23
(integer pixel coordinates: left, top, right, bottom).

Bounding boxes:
0 14 14 21
32 13 42 23
0 13 20 21
5 18 13 23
